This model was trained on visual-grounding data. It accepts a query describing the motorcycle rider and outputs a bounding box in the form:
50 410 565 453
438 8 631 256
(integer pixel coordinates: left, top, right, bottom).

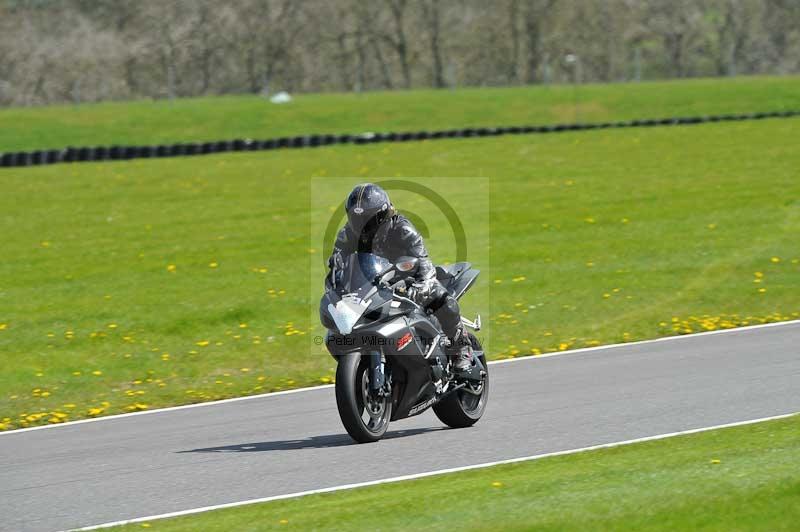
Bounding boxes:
327 183 474 374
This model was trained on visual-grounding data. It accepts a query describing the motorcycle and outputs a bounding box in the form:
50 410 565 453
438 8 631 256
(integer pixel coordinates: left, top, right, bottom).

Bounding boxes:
320 252 488 443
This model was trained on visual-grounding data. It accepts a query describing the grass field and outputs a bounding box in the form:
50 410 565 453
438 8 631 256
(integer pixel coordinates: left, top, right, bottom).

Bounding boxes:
111 415 800 530
1 76 800 152
1 78 799 431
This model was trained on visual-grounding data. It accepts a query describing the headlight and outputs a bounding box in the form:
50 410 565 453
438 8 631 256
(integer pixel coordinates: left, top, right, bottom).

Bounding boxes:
327 297 370 334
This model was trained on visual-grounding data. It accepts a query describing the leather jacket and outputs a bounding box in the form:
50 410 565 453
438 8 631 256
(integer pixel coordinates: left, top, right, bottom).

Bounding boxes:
330 214 436 285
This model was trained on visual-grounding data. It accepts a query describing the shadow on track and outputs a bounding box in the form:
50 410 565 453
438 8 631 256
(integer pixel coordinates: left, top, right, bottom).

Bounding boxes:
177 426 445 453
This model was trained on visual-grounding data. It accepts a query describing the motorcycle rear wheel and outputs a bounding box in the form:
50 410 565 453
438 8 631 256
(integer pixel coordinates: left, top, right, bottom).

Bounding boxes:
433 333 489 428
335 352 392 443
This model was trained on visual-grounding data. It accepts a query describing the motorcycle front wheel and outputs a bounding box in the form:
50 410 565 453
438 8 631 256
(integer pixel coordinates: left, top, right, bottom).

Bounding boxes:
335 352 392 443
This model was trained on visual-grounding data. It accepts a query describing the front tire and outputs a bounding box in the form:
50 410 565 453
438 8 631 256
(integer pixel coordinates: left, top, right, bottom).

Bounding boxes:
335 352 392 443
433 333 489 428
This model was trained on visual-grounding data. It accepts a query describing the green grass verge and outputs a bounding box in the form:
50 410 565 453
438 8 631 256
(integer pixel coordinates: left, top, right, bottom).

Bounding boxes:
1 116 798 430
1 77 800 430
1 76 800 152
114 415 800 531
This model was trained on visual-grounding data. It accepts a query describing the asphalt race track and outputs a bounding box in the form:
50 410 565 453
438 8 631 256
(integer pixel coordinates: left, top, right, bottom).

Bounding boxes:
1 322 798 531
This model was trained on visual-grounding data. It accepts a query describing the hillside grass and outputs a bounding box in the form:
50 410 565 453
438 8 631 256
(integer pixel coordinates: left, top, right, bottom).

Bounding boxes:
114 415 800 531
1 111 798 429
1 76 800 151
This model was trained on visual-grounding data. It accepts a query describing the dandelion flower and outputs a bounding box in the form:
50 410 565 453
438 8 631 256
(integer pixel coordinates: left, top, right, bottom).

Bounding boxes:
196 340 210 347
166 264 176 272
770 257 780 263
92 370 103 376
209 261 218 268
491 481 503 488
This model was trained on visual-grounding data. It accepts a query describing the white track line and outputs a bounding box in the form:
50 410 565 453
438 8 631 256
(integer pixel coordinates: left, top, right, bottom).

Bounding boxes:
72 411 798 531
488 317 800 365
3 318 798 437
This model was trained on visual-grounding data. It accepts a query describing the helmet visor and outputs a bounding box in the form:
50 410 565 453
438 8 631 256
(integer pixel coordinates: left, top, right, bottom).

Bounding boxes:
347 206 388 238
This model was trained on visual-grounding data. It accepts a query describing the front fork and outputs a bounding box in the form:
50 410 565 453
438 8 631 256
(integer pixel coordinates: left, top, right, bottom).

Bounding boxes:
368 351 386 393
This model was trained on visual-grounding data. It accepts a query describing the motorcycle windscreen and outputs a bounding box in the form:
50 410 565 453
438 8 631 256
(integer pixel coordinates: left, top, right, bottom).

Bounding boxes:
340 253 392 296
328 253 391 334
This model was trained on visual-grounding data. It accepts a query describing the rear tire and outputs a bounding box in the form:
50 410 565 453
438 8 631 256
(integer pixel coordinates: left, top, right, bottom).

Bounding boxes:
335 352 392 443
433 333 489 428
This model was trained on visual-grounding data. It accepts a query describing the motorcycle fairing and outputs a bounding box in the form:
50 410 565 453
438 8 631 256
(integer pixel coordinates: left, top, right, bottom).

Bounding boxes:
436 262 480 300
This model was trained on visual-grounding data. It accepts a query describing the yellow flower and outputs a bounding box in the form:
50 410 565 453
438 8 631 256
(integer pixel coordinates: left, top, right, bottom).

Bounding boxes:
209 261 218 268
710 459 721 464
491 481 503 488
0 323 7 331
166 264 176 272
196 340 210 347
239 323 248 328
108 323 118 329
754 271 763 278
770 257 780 263
92 370 103 376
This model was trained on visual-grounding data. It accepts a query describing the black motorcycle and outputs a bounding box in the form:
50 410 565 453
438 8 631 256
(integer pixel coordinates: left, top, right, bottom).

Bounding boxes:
320 252 488 443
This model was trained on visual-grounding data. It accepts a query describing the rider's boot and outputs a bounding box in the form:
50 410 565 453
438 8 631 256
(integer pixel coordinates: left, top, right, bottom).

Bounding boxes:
447 324 473 375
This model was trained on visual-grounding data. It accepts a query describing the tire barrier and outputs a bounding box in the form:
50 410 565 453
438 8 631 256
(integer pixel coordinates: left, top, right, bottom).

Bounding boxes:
1 109 798 168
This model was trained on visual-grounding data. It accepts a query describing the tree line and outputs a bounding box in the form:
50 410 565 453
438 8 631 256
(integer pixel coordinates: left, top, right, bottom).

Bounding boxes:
0 0 798 107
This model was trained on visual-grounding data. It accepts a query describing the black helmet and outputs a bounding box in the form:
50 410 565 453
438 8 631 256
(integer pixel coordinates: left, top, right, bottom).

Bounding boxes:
345 183 393 238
